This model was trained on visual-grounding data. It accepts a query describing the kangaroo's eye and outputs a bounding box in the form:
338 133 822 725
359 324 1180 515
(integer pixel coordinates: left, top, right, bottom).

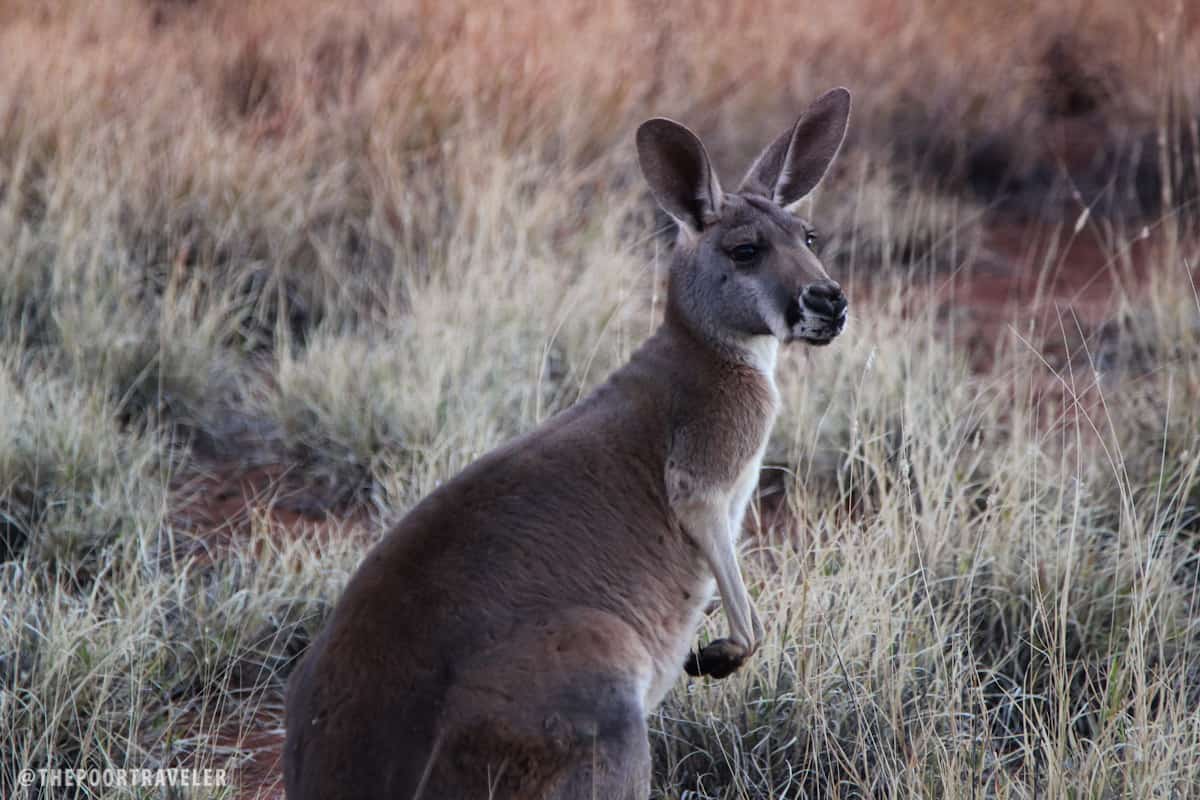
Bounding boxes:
729 243 759 263
805 231 818 249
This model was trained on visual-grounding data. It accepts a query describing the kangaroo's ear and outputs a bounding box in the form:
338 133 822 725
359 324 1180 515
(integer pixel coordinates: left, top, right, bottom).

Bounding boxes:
637 118 723 238
739 87 851 211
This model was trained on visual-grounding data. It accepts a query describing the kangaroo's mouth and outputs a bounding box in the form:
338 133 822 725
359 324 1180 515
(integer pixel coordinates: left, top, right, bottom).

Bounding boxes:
784 296 848 345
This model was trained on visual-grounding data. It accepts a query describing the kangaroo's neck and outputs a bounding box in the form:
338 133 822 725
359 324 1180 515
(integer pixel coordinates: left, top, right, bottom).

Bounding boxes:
591 292 783 434
662 293 780 380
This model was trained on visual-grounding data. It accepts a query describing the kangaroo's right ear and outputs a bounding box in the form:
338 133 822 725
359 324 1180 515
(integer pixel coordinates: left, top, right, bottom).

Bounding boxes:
739 87 851 211
637 118 724 238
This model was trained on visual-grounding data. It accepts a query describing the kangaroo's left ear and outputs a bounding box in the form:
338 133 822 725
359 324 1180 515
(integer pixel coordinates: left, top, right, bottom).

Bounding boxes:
637 117 724 239
738 87 851 211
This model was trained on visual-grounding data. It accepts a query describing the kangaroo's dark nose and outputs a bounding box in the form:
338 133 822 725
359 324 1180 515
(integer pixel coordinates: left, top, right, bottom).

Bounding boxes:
801 280 847 319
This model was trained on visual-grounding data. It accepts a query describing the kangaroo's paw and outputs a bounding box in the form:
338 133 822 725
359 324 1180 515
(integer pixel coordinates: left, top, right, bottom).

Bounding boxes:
684 638 749 679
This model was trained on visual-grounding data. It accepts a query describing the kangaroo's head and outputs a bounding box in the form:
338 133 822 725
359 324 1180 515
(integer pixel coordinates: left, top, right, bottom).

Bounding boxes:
637 88 851 351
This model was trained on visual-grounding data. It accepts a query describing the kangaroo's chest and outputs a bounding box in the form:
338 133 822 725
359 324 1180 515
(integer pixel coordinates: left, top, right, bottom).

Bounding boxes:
671 367 779 504
643 367 778 707
728 430 772 538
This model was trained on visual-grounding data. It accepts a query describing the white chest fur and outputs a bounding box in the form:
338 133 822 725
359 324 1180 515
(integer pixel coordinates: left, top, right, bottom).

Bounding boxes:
731 334 779 538
728 436 770 540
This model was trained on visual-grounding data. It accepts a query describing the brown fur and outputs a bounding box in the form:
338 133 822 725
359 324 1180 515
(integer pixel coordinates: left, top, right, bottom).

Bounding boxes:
284 88 852 800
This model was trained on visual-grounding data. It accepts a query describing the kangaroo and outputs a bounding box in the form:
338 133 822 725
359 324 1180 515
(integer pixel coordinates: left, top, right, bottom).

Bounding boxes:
284 87 852 800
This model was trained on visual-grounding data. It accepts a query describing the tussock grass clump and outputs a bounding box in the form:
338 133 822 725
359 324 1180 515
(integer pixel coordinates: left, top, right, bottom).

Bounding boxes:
0 358 166 571
266 148 656 509
0 140 257 457
0 241 54 348
0 511 362 798
51 266 251 453
1090 268 1200 548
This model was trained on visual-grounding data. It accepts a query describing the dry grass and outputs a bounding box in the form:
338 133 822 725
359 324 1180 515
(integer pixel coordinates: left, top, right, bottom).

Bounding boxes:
2 1 1200 798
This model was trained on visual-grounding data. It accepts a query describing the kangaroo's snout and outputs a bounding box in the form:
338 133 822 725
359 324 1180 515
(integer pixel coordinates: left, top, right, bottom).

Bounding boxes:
788 279 848 345
801 280 847 320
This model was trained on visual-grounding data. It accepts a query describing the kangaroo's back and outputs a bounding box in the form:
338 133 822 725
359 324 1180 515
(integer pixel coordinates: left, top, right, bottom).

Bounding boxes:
284 87 853 800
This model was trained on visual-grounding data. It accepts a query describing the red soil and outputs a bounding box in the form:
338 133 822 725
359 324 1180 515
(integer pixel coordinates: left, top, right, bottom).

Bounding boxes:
231 727 286 800
939 220 1165 374
169 467 355 800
